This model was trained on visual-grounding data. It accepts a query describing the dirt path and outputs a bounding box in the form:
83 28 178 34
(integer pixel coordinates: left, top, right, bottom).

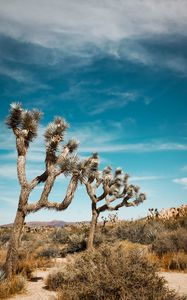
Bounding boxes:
12 269 57 300
11 258 67 300
159 272 187 296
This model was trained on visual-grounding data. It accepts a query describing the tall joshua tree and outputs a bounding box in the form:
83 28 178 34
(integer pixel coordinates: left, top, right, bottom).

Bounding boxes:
77 153 146 249
4 103 79 277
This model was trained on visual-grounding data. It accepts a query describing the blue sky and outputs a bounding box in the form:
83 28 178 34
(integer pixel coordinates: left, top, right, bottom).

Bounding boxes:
0 0 187 225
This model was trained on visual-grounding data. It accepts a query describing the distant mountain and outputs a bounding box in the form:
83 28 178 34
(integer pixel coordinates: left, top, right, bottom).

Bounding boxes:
1 220 76 228
26 220 68 227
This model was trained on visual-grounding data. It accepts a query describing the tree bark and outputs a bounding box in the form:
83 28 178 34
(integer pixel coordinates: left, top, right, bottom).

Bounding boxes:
87 203 98 250
4 189 29 278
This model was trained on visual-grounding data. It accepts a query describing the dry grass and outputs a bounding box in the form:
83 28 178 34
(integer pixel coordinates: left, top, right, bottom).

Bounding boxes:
16 250 52 279
0 275 26 299
160 252 187 271
0 250 6 268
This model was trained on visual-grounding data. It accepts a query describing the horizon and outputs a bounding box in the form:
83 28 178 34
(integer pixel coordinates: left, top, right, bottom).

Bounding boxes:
0 0 187 225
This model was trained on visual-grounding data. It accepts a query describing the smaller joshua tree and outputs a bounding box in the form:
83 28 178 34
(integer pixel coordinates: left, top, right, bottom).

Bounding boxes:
76 153 146 249
4 103 79 278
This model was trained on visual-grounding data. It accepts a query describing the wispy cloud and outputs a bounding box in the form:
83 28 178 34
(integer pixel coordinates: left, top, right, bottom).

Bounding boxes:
56 82 149 115
1 120 187 171
0 65 33 84
79 142 187 154
0 62 51 91
181 165 187 172
173 177 187 189
89 92 137 115
130 176 163 181
0 164 43 180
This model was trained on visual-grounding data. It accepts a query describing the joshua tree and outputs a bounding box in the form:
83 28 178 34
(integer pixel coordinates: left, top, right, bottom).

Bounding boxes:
4 103 79 277
76 153 146 249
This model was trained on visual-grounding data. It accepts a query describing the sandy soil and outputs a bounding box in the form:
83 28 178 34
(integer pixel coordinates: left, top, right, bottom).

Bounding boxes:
12 269 57 300
159 272 187 296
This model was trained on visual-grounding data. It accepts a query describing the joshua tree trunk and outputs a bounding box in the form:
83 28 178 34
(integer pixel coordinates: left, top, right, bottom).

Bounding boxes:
5 211 26 277
87 203 99 249
4 189 29 277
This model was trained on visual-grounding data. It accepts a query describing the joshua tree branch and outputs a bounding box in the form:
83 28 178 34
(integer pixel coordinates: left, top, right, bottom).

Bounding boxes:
97 183 110 201
26 175 78 213
56 146 70 164
94 178 103 189
85 182 97 203
15 135 29 188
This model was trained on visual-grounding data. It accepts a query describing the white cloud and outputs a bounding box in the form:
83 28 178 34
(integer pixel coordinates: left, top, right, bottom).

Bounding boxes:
173 177 187 188
0 0 187 74
1 1 187 46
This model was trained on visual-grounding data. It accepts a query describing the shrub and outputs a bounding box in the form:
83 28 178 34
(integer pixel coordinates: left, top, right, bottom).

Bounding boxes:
93 231 105 246
163 216 187 231
151 228 187 256
52 228 69 244
0 233 10 246
115 219 166 245
66 233 86 254
46 242 183 300
0 276 25 299
37 246 59 259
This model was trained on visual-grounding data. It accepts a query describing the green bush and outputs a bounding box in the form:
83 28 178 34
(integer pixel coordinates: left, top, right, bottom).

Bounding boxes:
46 242 183 300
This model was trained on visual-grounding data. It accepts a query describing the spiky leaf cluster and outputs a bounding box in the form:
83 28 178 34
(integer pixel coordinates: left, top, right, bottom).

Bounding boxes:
6 102 23 129
59 155 80 176
66 139 79 153
6 103 42 143
77 153 100 183
44 117 69 143
101 166 130 196
102 166 113 183
21 109 42 142
44 117 69 163
134 193 146 205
